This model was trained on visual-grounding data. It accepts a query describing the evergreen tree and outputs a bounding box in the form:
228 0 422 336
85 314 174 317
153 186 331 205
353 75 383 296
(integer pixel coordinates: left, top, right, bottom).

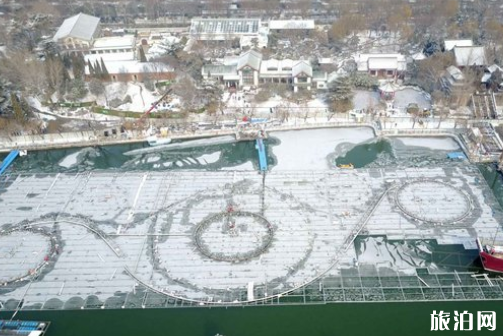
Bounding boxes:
139 46 147 63
71 55 86 79
94 60 102 78
100 58 109 78
88 61 95 76
11 93 25 124
328 76 354 112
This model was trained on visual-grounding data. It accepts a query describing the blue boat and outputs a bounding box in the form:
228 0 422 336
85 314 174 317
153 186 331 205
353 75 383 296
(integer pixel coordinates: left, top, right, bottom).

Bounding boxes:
0 320 50 336
447 152 467 160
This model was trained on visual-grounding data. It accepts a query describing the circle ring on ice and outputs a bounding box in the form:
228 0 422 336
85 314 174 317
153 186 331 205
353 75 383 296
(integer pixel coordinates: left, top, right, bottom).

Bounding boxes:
0 225 57 285
396 180 472 225
193 211 274 262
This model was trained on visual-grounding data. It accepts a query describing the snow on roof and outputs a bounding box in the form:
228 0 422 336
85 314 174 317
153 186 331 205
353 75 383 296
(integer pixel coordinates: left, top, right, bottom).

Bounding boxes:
319 57 334 64
85 52 135 63
85 60 174 75
482 73 492 83
202 64 237 76
379 81 399 93
411 52 426 61
292 61 313 77
454 46 487 66
356 53 406 71
260 59 295 74
269 20 315 30
190 18 261 35
237 50 262 70
53 13 100 42
239 34 268 49
444 39 473 51
92 36 135 50
368 57 398 70
446 65 465 81
487 64 502 74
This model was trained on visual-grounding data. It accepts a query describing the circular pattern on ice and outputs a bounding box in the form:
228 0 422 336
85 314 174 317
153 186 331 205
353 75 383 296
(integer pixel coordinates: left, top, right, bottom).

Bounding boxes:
0 229 52 284
396 180 471 225
194 211 274 263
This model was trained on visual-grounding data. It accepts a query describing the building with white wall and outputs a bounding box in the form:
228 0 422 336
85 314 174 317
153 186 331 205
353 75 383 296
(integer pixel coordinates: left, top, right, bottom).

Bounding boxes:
53 13 101 55
355 53 407 80
202 50 329 92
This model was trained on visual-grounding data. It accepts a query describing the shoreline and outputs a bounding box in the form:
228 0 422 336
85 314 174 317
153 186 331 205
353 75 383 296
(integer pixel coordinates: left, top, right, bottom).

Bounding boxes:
0 121 479 162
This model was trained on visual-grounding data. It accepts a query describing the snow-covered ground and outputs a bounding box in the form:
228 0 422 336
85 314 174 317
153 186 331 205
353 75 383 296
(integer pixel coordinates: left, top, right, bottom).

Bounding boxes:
270 127 375 170
103 82 160 112
224 92 329 115
353 90 381 111
394 88 431 111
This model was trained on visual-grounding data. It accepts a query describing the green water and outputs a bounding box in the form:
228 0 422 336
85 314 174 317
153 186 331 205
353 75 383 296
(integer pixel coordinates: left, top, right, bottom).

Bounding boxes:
1 301 502 336
2 131 503 336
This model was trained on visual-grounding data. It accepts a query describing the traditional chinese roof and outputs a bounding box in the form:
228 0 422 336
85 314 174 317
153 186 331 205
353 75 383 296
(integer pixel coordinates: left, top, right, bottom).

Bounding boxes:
237 50 262 71
292 61 313 77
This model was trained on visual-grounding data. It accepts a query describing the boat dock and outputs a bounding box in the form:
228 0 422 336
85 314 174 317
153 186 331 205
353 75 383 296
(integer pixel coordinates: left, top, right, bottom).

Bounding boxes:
255 138 268 171
1 166 503 309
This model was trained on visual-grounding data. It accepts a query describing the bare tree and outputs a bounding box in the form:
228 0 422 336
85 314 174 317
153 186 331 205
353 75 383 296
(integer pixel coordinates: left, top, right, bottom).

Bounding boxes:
0 50 47 96
45 57 66 96
172 76 197 110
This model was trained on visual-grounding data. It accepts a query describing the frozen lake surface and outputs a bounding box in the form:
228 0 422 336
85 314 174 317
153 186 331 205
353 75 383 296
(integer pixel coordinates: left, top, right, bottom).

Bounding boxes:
1 166 501 308
269 127 375 170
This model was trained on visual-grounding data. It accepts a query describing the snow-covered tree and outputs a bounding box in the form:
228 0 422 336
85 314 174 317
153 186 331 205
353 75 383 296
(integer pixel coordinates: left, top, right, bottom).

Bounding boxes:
327 76 354 113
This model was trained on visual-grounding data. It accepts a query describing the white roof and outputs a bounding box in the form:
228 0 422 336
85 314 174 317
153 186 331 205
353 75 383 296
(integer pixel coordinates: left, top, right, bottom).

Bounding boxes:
446 65 465 81
269 20 315 30
379 81 399 93
53 13 100 42
454 46 487 66
411 52 426 61
85 52 135 63
444 39 473 51
85 60 174 75
92 36 135 50
368 57 398 70
319 57 334 64
237 50 262 70
356 53 406 71
292 61 313 77
260 59 295 74
487 64 502 74
482 73 492 83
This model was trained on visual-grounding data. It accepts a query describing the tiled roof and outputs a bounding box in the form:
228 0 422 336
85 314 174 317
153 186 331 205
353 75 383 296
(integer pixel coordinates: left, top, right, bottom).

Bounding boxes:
237 50 262 70
292 61 313 77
